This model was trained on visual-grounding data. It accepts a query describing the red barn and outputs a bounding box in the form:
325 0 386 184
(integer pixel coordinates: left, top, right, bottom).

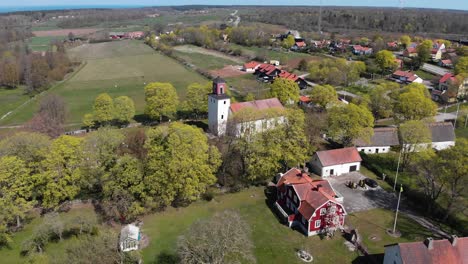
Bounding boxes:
275 168 346 236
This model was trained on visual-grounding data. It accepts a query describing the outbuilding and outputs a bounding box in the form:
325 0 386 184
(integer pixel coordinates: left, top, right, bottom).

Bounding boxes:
310 147 362 177
355 127 400 154
119 224 140 252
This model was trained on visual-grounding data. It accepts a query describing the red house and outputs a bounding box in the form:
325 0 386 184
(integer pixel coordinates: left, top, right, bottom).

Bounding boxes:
275 168 346 237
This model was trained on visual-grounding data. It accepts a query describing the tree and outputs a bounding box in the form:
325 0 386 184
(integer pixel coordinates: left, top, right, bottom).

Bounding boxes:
177 210 256 264
375 50 398 73
399 120 431 166
309 85 337 108
113 96 135 124
298 59 308 71
244 92 255 102
269 78 300 105
82 113 95 128
39 135 84 209
68 32 75 41
327 103 374 146
144 82 179 121
93 93 114 124
101 155 146 222
400 35 411 48
0 132 50 173
181 82 211 118
394 83 437 121
0 156 35 229
438 138 468 221
455 56 468 75
145 123 220 207
26 94 67 138
282 35 295 49
369 85 394 119
417 40 433 63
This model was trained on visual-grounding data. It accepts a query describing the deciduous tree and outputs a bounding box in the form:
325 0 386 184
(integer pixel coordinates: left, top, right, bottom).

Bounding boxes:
113 96 135 124
177 210 255 264
93 93 114 124
394 83 437 121
181 82 211 118
327 103 374 146
269 78 299 105
455 56 468 75
144 82 179 121
375 50 398 73
308 84 337 109
417 40 433 63
399 120 431 166
145 123 220 207
400 35 411 48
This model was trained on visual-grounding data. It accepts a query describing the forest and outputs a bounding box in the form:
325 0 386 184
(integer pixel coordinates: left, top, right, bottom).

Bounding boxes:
241 7 468 36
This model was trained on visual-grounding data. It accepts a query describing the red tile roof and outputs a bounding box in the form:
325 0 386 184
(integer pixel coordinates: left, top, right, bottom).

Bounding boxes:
277 168 343 219
441 59 452 65
352 45 372 52
439 73 456 83
299 95 311 103
390 237 468 264
406 47 417 54
295 41 306 47
230 98 284 113
315 147 362 167
393 70 419 81
244 61 261 69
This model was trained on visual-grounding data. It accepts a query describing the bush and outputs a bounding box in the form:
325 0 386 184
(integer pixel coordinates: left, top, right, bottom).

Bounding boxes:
202 189 215 201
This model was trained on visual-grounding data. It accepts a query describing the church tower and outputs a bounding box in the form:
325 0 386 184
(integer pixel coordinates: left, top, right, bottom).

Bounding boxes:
208 77 230 136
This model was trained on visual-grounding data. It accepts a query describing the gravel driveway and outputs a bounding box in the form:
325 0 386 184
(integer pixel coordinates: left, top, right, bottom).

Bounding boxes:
327 172 397 213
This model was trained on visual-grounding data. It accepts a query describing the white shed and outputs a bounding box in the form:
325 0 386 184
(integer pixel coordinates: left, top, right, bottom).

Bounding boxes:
119 224 140 252
311 147 362 177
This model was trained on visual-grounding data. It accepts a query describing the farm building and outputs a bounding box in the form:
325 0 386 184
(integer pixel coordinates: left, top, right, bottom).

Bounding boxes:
351 45 373 55
383 236 467 264
310 147 362 177
392 70 423 84
243 61 261 72
355 127 400 154
402 122 456 152
275 168 346 237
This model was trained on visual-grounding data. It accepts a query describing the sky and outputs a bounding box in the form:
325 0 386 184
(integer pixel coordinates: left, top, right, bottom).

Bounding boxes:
3 0 468 11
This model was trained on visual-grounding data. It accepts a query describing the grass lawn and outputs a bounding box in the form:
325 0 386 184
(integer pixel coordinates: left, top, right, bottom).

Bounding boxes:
224 74 271 98
173 50 240 71
28 36 65 52
0 206 99 263
140 187 436 264
229 43 313 62
414 70 437 81
0 87 31 120
0 40 207 126
456 127 468 139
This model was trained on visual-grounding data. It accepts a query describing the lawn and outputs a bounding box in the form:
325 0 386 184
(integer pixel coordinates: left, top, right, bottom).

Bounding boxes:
28 36 66 52
172 48 242 71
225 74 271 98
0 87 31 120
228 43 315 63
0 40 207 126
140 187 435 264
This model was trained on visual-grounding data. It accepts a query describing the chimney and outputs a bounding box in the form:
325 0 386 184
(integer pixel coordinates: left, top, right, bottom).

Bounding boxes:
424 237 434 250
449 235 458 247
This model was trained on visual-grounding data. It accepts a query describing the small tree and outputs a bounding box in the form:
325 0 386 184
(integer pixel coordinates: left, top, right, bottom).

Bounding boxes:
282 35 295 49
309 84 337 109
93 93 114 124
144 82 179 122
114 96 135 124
298 59 308 71
177 210 256 264
375 50 398 73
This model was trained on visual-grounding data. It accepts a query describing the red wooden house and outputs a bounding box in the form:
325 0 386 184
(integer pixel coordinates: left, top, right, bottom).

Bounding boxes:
275 168 346 236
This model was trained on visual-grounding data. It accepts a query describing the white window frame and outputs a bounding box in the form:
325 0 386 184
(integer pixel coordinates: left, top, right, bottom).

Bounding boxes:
320 208 327 215
315 220 321 228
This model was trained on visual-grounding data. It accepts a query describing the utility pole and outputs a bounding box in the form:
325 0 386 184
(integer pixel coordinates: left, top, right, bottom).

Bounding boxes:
318 0 323 34
393 149 403 192
392 184 403 234
454 102 461 128
465 113 468 128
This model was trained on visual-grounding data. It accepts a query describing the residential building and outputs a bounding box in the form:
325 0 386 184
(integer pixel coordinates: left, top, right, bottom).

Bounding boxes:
392 70 423 84
355 127 399 154
433 73 468 102
275 168 346 236
351 45 373 55
439 59 453 68
255 64 307 89
310 147 362 177
383 236 468 264
243 61 261 72
403 47 417 57
119 224 140 252
431 42 446 61
208 77 284 136
428 122 456 151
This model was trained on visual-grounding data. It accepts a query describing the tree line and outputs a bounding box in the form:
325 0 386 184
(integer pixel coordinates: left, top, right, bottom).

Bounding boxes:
241 7 468 36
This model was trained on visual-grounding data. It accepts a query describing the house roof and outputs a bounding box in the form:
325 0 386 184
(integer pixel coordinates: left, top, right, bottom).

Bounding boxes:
355 127 400 147
299 95 311 103
352 45 372 52
315 147 362 167
120 224 139 241
441 59 453 65
428 122 455 143
230 98 284 113
244 61 261 69
439 73 456 83
295 41 306 47
393 70 420 81
277 168 344 219
406 47 417 53
386 237 468 264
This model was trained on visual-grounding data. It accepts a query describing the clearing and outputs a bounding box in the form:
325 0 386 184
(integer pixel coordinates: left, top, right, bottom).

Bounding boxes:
0 40 206 126
32 28 103 37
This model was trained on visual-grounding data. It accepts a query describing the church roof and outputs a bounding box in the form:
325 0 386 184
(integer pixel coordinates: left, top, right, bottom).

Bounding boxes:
230 98 284 113
213 76 226 84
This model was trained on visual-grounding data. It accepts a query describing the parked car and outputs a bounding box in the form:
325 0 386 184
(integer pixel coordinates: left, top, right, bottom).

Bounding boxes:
364 178 378 188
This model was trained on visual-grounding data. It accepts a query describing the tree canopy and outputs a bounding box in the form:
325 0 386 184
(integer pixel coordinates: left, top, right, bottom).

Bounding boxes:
93 93 114 124
144 82 179 121
375 50 398 73
113 96 135 124
269 78 300 105
308 84 337 108
394 83 437 121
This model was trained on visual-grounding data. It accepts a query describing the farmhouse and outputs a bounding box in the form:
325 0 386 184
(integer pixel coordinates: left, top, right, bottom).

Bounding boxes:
351 45 373 55
392 70 423 84
255 64 307 89
275 168 346 237
432 73 468 102
243 61 261 72
208 77 284 136
355 127 399 154
310 147 362 177
119 224 140 252
383 236 468 264
291 40 307 50
428 122 456 151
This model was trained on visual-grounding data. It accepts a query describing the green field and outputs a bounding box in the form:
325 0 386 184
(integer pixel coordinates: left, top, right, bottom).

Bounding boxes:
229 43 313 62
173 50 240 71
0 87 31 120
0 40 207 126
28 36 65 52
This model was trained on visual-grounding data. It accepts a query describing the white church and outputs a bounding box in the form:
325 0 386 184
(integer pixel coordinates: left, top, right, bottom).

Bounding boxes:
208 77 285 137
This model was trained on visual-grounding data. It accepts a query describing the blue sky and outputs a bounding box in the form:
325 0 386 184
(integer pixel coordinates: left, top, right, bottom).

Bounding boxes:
4 0 468 10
